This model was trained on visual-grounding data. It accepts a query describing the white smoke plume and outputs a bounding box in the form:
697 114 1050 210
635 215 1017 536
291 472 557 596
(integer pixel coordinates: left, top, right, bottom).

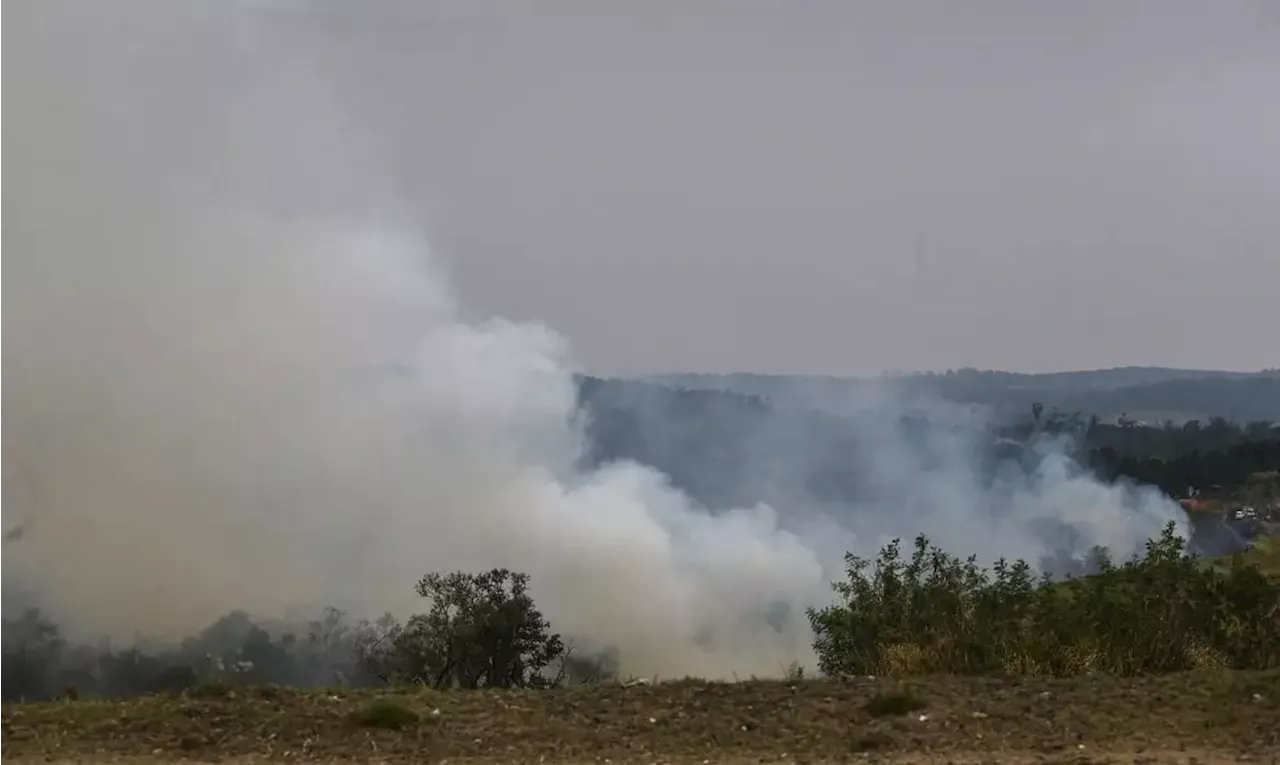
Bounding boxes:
3 1 1187 677
3 211 827 676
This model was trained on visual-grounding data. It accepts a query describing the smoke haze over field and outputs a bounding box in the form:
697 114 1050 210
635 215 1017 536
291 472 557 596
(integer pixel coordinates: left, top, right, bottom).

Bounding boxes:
4 1 1191 676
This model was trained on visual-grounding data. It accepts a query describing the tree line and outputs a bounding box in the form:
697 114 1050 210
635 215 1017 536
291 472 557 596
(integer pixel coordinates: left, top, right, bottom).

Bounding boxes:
808 523 1279 677
6 522 1278 702
578 376 1280 509
6 385 1278 701
1009 405 1280 498
2 569 621 703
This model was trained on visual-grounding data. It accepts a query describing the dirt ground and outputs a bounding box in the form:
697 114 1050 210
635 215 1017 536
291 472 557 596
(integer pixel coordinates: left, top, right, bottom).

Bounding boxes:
0 755 1270 765
4 669 1277 764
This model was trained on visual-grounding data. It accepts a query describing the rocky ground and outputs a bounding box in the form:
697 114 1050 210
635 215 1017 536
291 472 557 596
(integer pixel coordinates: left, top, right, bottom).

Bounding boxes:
4 669 1277 763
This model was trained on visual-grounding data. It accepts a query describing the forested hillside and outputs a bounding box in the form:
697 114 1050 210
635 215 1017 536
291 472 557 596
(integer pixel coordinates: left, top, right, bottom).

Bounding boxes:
646 368 1280 423
578 375 1280 504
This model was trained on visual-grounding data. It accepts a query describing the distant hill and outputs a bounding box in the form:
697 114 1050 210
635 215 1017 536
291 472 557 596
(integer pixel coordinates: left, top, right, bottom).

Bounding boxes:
572 374 1280 552
642 367 1280 423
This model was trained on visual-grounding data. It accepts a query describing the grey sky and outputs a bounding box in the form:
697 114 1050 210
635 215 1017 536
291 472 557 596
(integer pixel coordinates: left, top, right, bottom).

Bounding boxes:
6 0 1279 376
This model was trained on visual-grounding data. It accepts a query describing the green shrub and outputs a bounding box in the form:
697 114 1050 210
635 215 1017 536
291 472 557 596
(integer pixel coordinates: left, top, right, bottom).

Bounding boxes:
371 568 566 690
808 522 1280 677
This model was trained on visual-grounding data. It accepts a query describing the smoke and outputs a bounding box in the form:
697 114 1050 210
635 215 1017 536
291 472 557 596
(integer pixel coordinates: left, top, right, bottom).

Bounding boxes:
3 1 1188 677
3 211 828 675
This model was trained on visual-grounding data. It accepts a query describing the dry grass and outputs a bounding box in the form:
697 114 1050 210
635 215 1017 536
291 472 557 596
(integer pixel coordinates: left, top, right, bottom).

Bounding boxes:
4 670 1277 763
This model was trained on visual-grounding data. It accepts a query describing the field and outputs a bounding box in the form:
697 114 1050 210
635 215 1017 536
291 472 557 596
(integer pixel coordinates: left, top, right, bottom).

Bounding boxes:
1189 504 1280 580
4 670 1278 764
1216 534 1280 579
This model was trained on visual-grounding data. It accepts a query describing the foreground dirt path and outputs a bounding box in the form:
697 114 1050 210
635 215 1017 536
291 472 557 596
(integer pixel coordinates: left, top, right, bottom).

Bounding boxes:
4 670 1277 763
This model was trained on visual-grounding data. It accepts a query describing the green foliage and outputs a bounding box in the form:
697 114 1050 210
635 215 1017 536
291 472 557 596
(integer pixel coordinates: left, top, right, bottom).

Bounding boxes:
8 530 1278 704
374 568 566 690
0 570 589 701
1085 421 1280 497
808 522 1280 677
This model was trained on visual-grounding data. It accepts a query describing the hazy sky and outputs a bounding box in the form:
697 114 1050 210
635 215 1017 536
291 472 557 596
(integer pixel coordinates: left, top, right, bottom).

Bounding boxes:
5 0 1279 376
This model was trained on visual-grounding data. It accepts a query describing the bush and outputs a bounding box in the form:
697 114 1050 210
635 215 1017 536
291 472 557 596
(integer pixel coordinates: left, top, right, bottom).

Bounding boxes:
0 569 576 700
865 691 927 717
351 699 419 730
370 568 566 689
7 529 1277 702
807 521 1280 677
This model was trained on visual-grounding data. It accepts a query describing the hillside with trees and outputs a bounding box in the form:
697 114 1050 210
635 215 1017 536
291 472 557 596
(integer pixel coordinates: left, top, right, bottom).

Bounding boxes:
646 367 1280 423
577 375 1280 509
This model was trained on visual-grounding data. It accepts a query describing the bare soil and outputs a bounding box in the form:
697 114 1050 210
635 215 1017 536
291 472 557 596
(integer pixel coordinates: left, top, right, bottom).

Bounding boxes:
4 669 1277 763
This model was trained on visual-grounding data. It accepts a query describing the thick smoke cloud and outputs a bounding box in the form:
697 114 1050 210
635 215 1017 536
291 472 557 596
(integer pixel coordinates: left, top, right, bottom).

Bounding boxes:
3 212 828 675
3 1 1187 677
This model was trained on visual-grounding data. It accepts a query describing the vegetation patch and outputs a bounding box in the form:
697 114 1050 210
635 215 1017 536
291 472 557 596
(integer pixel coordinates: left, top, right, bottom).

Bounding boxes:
351 698 420 730
808 522 1280 677
850 730 897 751
865 690 928 717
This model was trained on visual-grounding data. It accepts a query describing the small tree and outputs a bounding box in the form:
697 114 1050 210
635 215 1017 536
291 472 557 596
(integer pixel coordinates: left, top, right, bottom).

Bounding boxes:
387 568 564 689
